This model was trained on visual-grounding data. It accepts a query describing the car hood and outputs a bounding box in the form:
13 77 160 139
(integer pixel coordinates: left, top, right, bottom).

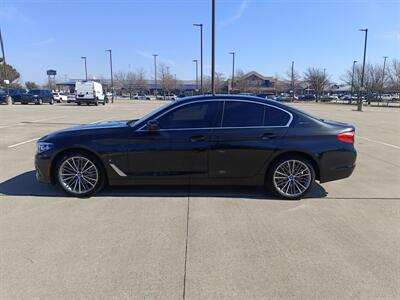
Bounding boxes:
40 120 129 141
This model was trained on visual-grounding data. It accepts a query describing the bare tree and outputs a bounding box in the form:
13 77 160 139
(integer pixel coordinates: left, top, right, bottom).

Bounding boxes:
158 63 176 96
388 59 400 94
303 68 329 101
113 70 127 94
235 69 249 93
215 72 226 93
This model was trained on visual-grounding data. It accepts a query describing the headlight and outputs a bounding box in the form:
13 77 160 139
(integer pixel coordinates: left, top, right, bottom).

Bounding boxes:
37 142 54 154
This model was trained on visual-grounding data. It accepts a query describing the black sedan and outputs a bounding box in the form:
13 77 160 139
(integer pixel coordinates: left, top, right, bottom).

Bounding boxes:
35 95 356 199
21 89 54 105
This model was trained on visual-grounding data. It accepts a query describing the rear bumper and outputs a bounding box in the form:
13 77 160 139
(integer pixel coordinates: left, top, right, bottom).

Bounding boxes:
319 149 357 183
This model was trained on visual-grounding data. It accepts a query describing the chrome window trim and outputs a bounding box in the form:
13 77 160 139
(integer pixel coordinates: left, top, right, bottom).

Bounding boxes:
138 99 293 131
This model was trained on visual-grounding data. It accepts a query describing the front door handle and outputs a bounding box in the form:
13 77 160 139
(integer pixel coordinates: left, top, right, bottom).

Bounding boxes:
261 133 278 140
190 135 206 142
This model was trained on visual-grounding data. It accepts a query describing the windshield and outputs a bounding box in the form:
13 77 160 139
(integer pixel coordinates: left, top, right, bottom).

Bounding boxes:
129 101 175 126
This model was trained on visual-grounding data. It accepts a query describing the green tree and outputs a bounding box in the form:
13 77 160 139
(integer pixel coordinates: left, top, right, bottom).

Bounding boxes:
0 57 21 87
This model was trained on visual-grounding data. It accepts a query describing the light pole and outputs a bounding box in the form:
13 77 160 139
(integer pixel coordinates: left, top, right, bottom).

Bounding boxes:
0 26 10 102
105 49 114 103
229 52 235 93
358 28 368 112
193 23 203 94
351 60 357 104
153 54 158 96
81 56 87 81
211 0 216 94
379 56 388 103
193 59 199 92
291 61 295 102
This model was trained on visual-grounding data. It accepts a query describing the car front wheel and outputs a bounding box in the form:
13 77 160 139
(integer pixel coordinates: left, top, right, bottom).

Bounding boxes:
55 152 105 197
266 156 315 200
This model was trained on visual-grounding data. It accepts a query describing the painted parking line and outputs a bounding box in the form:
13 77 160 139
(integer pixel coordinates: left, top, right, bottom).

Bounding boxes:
8 137 41 149
358 136 400 150
0 116 66 129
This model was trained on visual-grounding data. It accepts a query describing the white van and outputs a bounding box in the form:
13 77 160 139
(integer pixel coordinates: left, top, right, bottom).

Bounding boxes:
75 81 106 106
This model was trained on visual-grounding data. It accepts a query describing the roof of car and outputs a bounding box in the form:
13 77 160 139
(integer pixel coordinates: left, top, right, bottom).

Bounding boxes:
176 94 289 109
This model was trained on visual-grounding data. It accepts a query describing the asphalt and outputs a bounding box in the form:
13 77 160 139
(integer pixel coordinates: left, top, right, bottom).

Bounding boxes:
0 100 399 299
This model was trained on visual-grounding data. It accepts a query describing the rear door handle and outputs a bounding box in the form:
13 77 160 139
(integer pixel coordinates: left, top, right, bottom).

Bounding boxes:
190 135 206 142
261 133 278 140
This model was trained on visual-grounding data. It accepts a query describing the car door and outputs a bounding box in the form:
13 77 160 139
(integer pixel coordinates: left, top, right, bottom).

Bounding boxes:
127 100 222 182
209 100 292 178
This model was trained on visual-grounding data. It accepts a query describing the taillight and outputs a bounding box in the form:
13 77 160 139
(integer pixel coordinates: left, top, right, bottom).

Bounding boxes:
337 131 355 144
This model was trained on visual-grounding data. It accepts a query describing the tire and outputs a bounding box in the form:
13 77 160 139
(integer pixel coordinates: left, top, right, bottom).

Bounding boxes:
266 155 315 200
94 98 98 106
55 152 105 197
37 98 43 105
50 98 54 105
77 102 81 106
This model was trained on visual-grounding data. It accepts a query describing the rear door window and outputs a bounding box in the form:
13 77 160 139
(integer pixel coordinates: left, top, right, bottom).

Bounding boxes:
222 101 265 127
264 106 291 126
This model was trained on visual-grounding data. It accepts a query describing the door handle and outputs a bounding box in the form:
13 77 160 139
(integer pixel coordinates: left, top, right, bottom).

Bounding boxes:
261 133 278 140
190 135 206 142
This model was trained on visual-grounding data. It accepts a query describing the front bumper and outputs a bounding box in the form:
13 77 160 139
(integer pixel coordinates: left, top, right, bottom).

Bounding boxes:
35 154 52 184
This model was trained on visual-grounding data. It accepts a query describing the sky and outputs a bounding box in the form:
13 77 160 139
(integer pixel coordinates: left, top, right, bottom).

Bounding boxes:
1 0 399 84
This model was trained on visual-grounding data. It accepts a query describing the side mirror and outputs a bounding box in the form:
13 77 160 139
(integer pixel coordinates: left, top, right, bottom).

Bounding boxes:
147 119 160 131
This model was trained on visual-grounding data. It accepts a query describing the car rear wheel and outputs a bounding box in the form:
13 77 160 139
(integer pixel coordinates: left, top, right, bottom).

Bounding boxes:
266 156 315 200
50 98 54 105
55 152 105 197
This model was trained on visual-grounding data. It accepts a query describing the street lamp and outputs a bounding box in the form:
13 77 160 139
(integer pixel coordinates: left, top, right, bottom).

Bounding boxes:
105 49 114 103
379 56 388 104
229 52 235 93
81 56 87 81
211 0 216 94
291 61 295 102
153 54 158 96
193 23 203 94
193 59 199 92
357 28 368 111
351 60 357 103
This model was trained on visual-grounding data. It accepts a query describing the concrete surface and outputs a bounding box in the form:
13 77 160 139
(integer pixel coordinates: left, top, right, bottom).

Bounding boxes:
0 100 399 299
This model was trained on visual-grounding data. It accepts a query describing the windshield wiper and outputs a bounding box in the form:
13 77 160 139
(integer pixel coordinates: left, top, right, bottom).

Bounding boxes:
127 119 139 126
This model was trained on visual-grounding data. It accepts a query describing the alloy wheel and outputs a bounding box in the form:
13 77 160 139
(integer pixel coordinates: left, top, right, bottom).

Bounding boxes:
58 156 99 195
273 160 312 198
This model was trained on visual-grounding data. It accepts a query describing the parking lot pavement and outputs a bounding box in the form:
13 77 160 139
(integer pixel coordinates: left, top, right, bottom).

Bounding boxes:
0 101 399 299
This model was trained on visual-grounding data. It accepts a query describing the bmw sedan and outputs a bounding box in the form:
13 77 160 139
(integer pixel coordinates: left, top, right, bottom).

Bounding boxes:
35 95 356 199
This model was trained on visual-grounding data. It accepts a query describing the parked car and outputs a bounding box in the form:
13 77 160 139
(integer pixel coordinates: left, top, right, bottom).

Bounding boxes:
0 88 27 104
157 93 178 101
20 89 54 105
298 94 316 101
0 89 6 104
53 92 68 103
275 95 291 102
67 94 76 103
75 81 106 106
35 95 356 199
133 93 151 100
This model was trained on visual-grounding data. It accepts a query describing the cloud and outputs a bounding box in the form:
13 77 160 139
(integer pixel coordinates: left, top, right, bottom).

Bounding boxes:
220 0 250 27
27 38 55 47
136 50 176 67
377 31 400 41
0 5 35 24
